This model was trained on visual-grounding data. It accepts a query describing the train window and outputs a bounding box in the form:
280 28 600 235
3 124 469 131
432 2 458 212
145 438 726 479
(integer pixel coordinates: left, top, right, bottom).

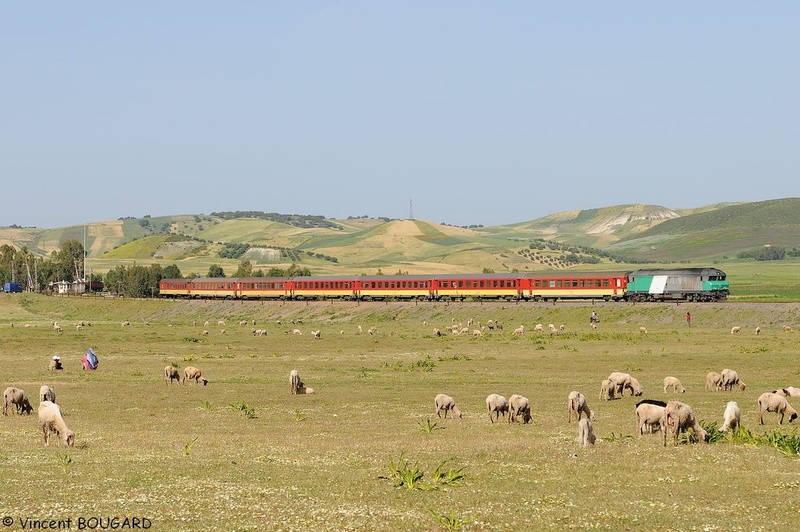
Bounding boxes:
602 280 609 287
572 280 578 288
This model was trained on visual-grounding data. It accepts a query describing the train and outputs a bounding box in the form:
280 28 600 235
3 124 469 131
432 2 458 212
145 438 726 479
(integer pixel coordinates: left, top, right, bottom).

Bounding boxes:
159 267 729 302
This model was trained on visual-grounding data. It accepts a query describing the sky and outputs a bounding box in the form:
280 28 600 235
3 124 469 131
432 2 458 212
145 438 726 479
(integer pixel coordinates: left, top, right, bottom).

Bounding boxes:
2 2 798 229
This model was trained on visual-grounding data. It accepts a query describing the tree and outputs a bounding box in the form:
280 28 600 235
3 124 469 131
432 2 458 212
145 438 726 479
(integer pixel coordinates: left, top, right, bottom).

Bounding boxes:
162 264 182 279
233 260 253 277
208 264 225 277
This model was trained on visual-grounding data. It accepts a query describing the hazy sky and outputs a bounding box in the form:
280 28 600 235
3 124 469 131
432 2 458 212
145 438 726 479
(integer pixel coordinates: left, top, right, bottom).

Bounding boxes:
2 2 798 228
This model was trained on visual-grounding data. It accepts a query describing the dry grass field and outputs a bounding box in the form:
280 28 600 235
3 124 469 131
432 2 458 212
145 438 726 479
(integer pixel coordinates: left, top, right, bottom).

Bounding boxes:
1 294 800 531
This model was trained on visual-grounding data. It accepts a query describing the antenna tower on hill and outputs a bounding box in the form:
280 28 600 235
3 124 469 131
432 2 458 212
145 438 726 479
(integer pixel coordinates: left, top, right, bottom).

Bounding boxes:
409 199 414 220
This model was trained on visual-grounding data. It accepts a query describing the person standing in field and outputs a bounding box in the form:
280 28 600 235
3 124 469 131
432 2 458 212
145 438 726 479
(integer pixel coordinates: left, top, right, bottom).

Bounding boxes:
686 312 691 327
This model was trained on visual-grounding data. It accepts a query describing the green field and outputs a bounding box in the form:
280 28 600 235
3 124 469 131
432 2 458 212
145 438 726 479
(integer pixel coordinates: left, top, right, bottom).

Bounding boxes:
1 294 800 531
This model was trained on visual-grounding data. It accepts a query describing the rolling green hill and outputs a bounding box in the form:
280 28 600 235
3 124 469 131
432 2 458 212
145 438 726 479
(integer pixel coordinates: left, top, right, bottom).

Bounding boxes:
2 199 799 276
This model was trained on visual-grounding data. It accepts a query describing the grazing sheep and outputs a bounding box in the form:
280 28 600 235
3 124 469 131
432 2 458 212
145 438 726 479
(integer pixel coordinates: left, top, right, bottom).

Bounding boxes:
635 399 667 435
720 401 741 433
663 376 686 394
296 386 315 394
730 326 742 334
39 385 56 403
433 328 442 337
720 368 746 392
472 329 484 338
627 377 644 397
434 394 463 419
164 366 183 385
567 391 595 423
549 328 559 337
782 325 793 333
486 394 509 423
755 326 761 335
512 325 525 336
663 401 707 446
773 387 800 398
3 387 33 415
217 319 226 326
292 329 302 335
368 326 377 335
639 327 648 334
578 418 596 447
75 323 84 331
121 321 131 327
533 324 544 332
705 372 723 391
48 356 63 371
38 400 74 447
312 330 321 339
183 366 208 386
239 320 249 326
757 392 798 425
290 369 302 395
508 394 532 424
607 372 632 396
203 320 209 327
201 330 209 336
599 379 616 401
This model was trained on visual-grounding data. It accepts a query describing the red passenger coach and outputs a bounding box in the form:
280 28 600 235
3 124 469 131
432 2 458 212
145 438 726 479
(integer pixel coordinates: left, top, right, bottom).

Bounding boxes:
292 276 359 300
357 275 433 300
188 278 238 298
159 279 192 298
432 274 525 301
237 277 292 299
523 271 628 301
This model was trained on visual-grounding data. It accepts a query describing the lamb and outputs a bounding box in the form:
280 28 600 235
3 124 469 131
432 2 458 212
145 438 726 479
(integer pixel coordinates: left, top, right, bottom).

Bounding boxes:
164 366 183 385
599 379 616 401
705 372 723 391
567 391 595 423
635 399 667 435
508 394 532 424
297 386 315 394
290 369 302 395
720 368 746 392
720 401 741 433
730 326 742 334
183 366 208 385
578 418 596 447
773 387 800 398
512 325 525 335
486 394 509 423
3 387 33 415
434 393 463 419
663 376 686 394
757 392 798 425
48 357 63 371
663 401 707 446
38 400 74 447
39 385 56 403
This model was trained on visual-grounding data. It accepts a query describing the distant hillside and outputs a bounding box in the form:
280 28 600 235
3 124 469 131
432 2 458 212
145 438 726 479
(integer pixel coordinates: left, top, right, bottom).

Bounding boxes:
2 199 798 275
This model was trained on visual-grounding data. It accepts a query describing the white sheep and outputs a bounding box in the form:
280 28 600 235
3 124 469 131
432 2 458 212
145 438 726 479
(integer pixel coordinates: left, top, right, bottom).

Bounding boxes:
486 394 509 423
773 387 800 398
757 392 798 425
39 385 56 403
508 394 532 424
663 376 686 394
164 366 183 385
312 330 321 339
607 372 632 396
434 394 463 419
705 372 723 391
782 325 793 333
635 399 667 435
217 319 226 326
720 401 741 433
297 386 315 394
639 327 648 334
567 391 595 423
755 326 761 335
472 329 484 338
599 379 616 401
183 366 208 386
512 325 525 335
533 323 544 332
720 368 746 392
730 326 742 334
48 357 63 371
628 377 644 397
368 326 377 335
292 329 302 335
578 418 596 447
663 401 707 446
38 400 74 447
2 387 33 415
290 369 302 395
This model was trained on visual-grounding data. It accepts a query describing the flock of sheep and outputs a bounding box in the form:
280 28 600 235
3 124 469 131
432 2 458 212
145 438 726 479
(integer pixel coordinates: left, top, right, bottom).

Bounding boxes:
3 313 797 454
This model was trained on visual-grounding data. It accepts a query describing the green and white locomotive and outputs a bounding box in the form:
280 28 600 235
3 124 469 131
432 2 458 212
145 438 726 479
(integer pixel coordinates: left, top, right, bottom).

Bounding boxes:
625 268 729 302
